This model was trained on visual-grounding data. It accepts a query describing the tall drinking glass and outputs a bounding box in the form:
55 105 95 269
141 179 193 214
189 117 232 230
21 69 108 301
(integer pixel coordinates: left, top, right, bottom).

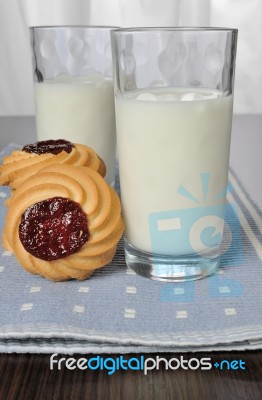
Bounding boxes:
30 26 117 185
111 27 237 281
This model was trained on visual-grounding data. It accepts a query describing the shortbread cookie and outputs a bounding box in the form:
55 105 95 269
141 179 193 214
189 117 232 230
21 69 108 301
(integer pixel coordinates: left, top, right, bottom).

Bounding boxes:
0 139 106 189
2 163 123 281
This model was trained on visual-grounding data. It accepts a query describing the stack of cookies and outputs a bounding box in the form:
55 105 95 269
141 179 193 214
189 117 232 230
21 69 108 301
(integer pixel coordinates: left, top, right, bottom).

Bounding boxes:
0 139 124 281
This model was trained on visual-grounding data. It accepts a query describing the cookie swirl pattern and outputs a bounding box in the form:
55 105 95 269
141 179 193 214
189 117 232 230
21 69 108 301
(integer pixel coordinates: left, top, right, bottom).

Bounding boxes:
2 164 124 281
0 143 106 189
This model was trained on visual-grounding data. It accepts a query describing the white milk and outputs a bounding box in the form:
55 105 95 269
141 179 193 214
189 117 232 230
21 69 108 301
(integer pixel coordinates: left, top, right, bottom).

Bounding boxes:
34 74 116 185
115 88 233 255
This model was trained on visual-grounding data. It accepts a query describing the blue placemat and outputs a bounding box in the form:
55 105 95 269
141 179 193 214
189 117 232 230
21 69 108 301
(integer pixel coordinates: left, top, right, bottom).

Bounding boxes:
0 144 262 354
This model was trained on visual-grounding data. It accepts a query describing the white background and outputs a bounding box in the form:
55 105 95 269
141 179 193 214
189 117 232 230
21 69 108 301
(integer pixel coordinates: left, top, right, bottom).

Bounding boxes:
0 0 261 115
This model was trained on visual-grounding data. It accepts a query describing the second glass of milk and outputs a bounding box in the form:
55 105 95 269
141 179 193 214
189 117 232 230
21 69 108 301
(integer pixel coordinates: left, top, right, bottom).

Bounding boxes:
30 26 117 185
111 28 238 281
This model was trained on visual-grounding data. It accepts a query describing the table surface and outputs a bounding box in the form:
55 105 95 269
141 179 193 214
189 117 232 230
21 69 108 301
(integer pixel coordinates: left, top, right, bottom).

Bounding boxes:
0 115 261 400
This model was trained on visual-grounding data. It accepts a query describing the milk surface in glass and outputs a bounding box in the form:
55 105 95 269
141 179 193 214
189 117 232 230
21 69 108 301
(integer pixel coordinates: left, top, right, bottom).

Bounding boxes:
115 88 233 255
34 74 116 185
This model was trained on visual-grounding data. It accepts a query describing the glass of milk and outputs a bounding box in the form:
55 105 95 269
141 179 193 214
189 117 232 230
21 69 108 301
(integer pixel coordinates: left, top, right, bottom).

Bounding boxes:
30 26 117 185
111 28 238 281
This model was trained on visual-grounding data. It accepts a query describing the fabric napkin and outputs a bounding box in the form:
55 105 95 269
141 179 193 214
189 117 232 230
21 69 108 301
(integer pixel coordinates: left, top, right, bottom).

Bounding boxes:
0 143 262 354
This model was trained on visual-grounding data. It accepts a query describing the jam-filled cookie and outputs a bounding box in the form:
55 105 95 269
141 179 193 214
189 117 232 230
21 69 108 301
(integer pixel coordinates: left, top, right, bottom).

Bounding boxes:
2 163 123 281
0 139 106 189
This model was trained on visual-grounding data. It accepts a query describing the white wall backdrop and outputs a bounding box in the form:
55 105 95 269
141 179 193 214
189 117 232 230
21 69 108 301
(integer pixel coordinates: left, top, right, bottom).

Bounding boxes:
0 0 261 115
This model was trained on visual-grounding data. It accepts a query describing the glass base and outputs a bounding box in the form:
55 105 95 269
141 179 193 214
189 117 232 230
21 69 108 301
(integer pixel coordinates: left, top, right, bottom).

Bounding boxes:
125 241 220 282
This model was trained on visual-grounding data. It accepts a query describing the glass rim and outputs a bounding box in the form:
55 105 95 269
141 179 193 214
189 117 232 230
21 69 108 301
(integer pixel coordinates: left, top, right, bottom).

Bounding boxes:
111 26 238 34
30 25 120 30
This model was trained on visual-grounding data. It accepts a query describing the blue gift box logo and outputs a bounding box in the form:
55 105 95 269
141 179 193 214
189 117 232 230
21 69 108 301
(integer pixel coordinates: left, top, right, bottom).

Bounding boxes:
149 204 225 256
151 173 245 302
148 173 243 261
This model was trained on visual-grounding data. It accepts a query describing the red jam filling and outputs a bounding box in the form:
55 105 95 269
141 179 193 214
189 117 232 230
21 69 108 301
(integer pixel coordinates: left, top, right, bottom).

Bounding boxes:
22 139 75 155
19 197 89 261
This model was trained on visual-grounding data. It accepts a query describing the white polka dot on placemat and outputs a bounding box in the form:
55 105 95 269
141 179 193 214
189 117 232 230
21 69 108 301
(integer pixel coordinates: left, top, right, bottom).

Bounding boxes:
20 303 33 311
125 286 137 294
124 308 136 318
176 310 188 319
2 250 12 256
219 286 231 294
78 287 90 293
30 286 41 293
73 305 85 313
225 308 237 316
174 288 185 295
126 269 136 276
